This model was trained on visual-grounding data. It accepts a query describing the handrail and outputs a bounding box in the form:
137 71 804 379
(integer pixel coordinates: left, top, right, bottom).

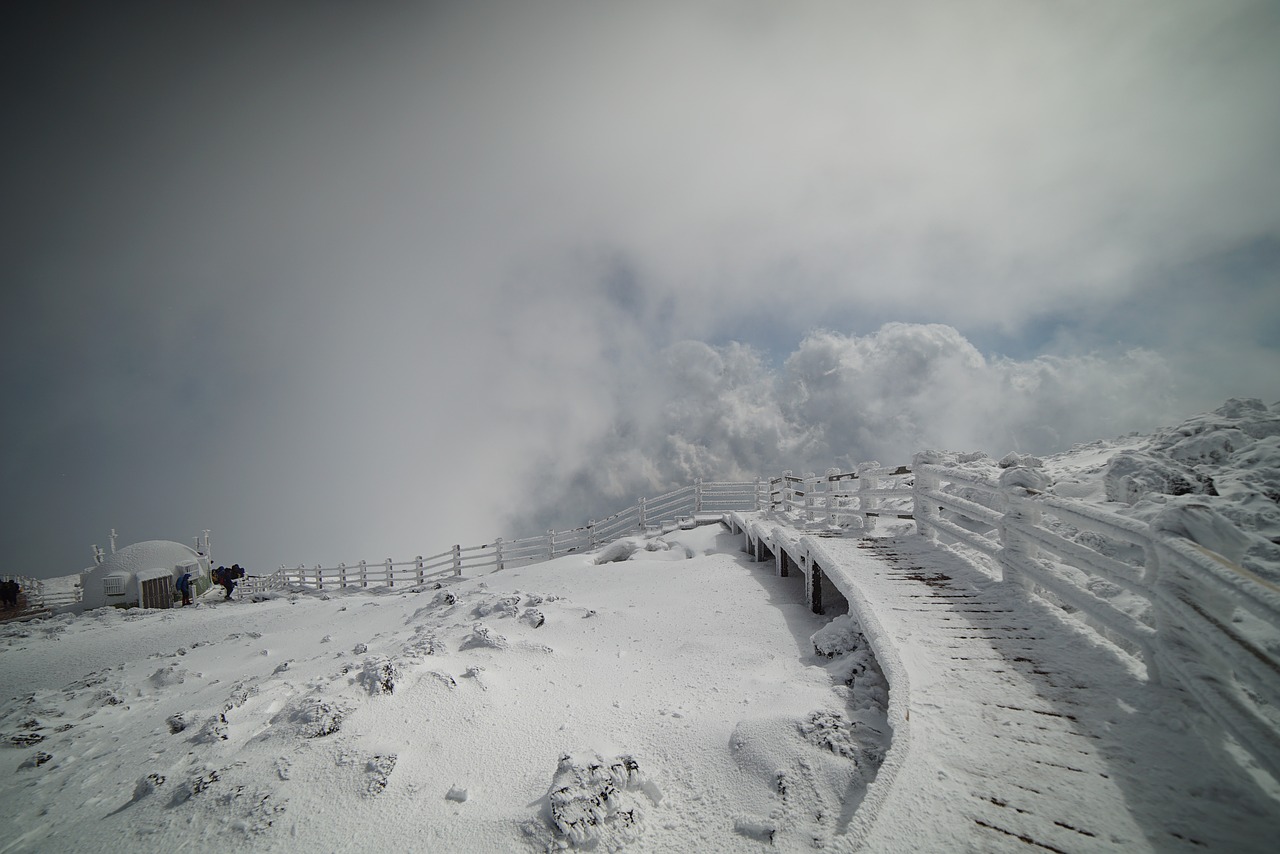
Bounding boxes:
912 456 1280 782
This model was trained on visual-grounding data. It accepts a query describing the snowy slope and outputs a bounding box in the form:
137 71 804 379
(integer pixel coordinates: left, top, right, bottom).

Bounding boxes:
0 526 887 853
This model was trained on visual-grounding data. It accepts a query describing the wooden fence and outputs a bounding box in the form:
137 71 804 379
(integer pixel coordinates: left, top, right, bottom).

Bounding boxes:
911 453 1280 782
242 478 772 595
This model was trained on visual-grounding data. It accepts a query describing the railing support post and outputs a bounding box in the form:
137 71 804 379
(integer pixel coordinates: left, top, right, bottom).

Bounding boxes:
548 529 556 560
856 461 881 529
997 465 1050 587
359 560 368 588
494 538 504 571
912 453 941 540
452 544 462 576
638 497 647 531
416 556 425 586
385 558 394 587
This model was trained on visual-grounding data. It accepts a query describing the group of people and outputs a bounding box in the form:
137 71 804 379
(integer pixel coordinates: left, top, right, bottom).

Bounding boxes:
173 564 246 606
0 579 21 609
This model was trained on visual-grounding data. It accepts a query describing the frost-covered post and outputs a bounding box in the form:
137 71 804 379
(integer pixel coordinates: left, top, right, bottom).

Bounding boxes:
754 477 764 511
637 497 647 531
385 558 394 587
857 461 882 530
548 529 556 560
912 453 941 540
823 468 840 525
587 521 597 551
452 544 462 576
338 562 347 587
315 565 323 590
494 537 504 571
295 564 305 587
694 478 704 514
803 473 817 521
997 465 1050 587
358 560 368 588
416 556 425 586
110 528 118 554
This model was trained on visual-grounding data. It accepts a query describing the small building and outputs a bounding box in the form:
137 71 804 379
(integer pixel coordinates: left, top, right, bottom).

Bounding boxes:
80 538 211 610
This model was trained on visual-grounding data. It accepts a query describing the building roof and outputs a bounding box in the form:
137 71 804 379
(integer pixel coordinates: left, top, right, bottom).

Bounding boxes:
89 540 201 577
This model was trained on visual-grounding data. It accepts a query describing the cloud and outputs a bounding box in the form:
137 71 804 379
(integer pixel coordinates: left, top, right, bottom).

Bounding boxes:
2 1 1277 576
509 323 1180 534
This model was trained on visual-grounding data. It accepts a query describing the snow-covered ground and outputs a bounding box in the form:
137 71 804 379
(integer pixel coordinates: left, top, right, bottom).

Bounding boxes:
0 525 888 852
3 399 1278 852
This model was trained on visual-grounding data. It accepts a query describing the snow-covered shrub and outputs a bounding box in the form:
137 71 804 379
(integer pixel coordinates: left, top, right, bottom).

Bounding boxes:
358 656 399 695
546 752 657 849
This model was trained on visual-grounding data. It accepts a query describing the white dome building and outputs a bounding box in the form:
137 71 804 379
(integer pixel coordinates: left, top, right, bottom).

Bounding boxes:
81 538 211 610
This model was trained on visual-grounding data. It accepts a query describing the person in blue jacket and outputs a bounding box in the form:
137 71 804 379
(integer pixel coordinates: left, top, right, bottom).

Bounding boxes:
176 571 193 606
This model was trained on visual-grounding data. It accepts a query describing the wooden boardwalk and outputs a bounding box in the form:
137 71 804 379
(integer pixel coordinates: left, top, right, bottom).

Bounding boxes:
732 514 1279 853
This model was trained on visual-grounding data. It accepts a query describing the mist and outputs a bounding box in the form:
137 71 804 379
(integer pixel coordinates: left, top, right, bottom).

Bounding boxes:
2 1 1277 577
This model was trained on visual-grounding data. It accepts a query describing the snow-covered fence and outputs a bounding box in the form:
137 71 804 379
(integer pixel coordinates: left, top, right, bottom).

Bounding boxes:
0 575 79 613
770 466 914 526
911 454 1280 781
258 480 765 593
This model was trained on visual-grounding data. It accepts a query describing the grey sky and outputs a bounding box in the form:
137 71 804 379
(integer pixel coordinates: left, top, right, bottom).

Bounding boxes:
3 1 1278 577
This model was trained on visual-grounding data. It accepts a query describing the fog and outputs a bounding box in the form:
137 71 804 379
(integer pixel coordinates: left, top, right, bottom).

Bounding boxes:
2 1 1277 576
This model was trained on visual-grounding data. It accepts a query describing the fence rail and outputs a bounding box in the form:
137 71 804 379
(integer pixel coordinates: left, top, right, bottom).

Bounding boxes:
0 575 77 616
244 479 770 595
910 453 1280 782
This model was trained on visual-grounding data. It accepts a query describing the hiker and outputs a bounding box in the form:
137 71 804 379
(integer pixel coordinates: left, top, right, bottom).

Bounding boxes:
176 571 193 606
218 564 244 600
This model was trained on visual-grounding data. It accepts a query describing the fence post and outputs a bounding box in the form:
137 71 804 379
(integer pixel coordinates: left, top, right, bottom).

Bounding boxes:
315 565 323 590
358 560 368 588
416 556 424 586
804 473 817 521
857 461 882 529
911 454 940 540
755 477 764 511
588 521 597 550
694 478 703 513
996 465 1050 587
339 562 347 587
548 529 556 560
385 558 394 587
638 498 647 531
494 538 504 571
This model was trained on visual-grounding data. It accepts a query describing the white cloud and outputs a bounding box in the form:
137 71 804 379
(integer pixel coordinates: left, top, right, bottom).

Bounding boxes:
3 1 1278 575
510 324 1181 534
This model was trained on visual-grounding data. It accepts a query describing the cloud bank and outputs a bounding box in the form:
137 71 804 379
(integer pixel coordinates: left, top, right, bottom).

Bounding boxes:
510 323 1178 534
1 1 1277 576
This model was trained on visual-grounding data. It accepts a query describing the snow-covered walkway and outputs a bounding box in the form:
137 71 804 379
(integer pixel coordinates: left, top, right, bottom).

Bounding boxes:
735 514 1279 853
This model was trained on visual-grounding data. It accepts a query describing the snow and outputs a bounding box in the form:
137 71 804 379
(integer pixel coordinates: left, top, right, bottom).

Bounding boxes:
2 399 1279 851
1 526 884 852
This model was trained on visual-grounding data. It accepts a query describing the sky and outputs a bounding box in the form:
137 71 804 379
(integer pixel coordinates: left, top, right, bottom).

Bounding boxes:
3 0 1279 578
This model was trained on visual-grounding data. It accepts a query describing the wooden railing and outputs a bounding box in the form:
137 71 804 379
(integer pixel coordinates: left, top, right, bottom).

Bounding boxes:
911 453 1280 781
243 479 771 595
